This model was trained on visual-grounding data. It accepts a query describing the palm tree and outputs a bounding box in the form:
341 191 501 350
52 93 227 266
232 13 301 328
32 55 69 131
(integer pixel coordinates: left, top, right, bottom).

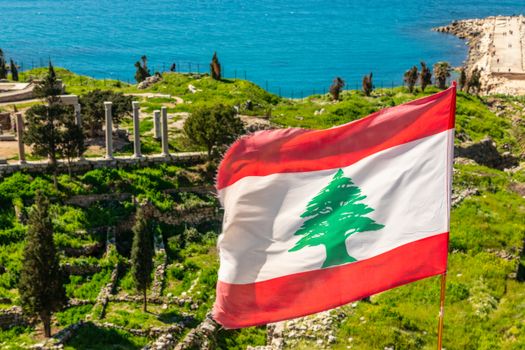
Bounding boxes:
403 66 418 93
433 62 452 89
419 62 432 92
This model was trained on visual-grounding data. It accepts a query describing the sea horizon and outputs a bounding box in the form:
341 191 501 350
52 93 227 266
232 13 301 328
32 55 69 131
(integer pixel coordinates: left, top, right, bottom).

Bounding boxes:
1 0 525 95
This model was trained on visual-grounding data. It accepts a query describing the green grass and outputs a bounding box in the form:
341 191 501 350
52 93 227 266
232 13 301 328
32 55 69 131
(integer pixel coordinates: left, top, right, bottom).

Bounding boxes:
104 303 176 329
216 326 267 350
67 268 112 301
19 68 133 96
55 305 94 327
63 322 148 350
0 326 37 350
17 68 279 116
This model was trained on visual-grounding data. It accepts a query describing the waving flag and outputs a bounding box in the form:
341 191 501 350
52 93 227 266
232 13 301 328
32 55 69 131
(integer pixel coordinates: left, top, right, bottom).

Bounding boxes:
213 85 456 328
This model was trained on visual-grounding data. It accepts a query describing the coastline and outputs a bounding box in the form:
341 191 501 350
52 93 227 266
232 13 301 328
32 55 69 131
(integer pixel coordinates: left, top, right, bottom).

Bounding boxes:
434 15 525 95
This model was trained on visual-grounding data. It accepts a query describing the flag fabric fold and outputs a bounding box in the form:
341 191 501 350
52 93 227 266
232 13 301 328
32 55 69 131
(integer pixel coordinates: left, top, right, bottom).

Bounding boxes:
213 85 456 329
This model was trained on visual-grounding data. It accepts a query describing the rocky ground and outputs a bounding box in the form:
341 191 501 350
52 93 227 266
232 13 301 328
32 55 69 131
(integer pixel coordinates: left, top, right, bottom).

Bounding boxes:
434 15 525 95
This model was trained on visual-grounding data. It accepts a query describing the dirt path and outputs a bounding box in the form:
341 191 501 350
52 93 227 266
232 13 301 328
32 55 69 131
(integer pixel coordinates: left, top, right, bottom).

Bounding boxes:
125 93 184 105
0 141 29 160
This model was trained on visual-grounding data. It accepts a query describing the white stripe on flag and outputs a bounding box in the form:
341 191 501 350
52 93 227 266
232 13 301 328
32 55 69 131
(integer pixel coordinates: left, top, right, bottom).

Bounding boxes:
218 129 453 284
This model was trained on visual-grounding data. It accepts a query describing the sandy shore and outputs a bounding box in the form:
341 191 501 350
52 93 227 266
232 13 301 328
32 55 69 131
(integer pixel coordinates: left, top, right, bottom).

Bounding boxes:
435 15 525 95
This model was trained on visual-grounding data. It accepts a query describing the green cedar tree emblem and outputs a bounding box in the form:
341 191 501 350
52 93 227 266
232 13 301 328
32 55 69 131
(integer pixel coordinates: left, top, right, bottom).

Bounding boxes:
288 169 385 268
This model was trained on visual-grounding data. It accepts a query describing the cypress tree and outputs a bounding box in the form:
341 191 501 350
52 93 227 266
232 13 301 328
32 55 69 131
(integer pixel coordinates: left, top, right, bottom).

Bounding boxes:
362 72 373 96
329 77 345 101
33 61 62 103
0 49 7 79
10 59 19 81
134 56 151 83
131 207 154 312
210 52 221 80
18 192 66 338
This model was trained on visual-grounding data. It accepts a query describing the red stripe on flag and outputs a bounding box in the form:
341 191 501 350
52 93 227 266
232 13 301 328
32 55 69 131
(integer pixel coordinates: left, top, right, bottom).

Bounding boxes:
213 233 448 329
217 87 456 190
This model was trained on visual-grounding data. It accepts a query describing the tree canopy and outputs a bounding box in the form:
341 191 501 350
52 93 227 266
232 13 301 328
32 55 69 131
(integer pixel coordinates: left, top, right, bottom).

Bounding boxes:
183 104 245 158
404 66 418 93
420 62 432 92
24 63 85 174
79 89 133 137
433 61 452 90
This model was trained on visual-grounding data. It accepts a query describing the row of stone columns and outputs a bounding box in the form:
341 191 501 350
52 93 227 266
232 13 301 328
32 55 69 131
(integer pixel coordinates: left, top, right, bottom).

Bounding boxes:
14 100 171 164
102 101 170 159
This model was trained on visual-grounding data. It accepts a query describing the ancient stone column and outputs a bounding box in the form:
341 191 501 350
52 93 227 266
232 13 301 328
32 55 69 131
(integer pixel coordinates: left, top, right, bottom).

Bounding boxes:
104 102 113 159
74 103 85 161
153 110 161 140
132 101 142 158
15 113 26 164
161 107 169 156
74 103 82 126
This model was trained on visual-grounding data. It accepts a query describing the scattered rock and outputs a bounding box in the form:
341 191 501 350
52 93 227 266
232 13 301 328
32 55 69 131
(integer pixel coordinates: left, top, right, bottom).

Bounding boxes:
452 187 479 207
314 108 325 116
187 84 202 94
138 75 162 90
455 137 519 170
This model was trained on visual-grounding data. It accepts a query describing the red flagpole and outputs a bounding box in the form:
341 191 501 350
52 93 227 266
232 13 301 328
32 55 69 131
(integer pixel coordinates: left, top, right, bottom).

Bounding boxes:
437 273 447 350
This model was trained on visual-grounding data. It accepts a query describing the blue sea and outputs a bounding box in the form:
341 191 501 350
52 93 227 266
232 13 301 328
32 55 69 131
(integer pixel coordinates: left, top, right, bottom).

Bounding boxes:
1 1 524 96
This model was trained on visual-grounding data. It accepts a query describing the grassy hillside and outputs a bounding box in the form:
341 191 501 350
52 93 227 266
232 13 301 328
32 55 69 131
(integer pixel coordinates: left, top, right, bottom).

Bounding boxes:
0 70 524 349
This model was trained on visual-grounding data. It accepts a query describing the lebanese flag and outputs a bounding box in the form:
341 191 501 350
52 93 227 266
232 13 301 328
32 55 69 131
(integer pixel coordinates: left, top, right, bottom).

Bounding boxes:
213 85 456 329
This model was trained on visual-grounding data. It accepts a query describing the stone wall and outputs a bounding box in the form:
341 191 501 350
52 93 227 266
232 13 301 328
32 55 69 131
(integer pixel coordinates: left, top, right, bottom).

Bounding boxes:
65 186 216 208
66 193 133 208
0 152 206 179
174 315 219 350
64 242 105 257
62 263 102 276
0 306 28 330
